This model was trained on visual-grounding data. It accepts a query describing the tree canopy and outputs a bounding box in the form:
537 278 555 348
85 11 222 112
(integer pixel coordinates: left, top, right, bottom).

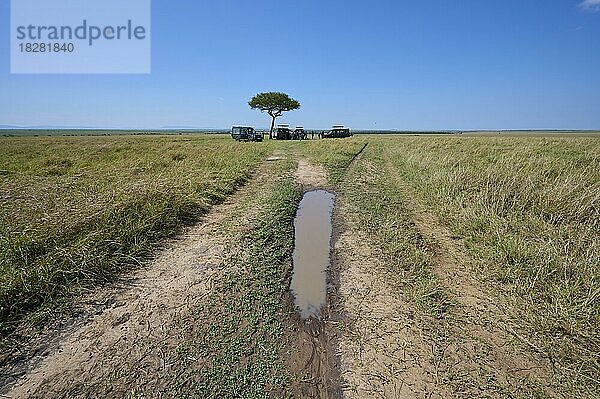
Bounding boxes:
248 92 300 117
248 92 300 137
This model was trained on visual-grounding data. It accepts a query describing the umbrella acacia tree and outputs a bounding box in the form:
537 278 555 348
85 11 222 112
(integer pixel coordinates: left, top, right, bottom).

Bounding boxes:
248 92 301 139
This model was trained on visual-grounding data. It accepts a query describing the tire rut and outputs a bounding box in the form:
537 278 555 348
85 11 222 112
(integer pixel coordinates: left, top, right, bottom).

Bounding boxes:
2 157 282 398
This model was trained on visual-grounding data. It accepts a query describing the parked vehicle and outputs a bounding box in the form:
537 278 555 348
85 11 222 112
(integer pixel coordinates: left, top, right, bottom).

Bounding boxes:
323 125 352 138
231 126 263 142
273 124 293 140
293 126 306 140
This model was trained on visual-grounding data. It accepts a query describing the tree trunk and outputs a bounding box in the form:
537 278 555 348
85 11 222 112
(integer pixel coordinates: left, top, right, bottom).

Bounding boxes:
269 115 276 140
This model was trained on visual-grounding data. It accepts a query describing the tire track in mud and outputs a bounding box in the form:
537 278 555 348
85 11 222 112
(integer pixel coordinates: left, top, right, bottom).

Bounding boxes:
287 158 342 399
346 143 369 167
286 145 370 399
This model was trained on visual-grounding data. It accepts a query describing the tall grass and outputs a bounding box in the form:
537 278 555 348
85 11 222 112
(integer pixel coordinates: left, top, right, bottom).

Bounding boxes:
378 136 599 393
0 135 271 336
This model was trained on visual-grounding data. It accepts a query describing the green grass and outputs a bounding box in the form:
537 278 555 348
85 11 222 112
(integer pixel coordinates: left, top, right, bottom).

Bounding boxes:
1 134 597 397
0 135 368 397
165 141 371 398
336 142 450 317
0 135 273 336
170 159 300 397
295 137 368 184
350 135 600 396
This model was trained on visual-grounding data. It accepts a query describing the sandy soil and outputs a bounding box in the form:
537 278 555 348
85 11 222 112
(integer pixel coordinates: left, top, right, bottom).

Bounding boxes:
295 158 328 189
3 159 278 398
406 200 556 397
3 155 342 399
332 150 557 398
333 201 451 399
382 146 557 396
2 149 558 398
293 153 454 398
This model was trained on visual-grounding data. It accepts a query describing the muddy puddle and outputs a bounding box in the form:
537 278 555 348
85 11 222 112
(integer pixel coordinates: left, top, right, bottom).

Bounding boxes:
291 190 335 319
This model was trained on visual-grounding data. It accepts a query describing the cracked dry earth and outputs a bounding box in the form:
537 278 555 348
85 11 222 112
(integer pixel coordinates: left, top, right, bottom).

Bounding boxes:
3 158 280 398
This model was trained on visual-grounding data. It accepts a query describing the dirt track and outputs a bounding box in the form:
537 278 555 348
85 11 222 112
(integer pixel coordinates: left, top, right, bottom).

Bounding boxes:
330 146 558 398
3 157 284 398
3 156 342 399
2 148 561 398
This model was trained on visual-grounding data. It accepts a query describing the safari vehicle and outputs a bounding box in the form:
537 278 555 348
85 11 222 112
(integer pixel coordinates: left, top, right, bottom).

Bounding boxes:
273 124 293 140
231 126 263 142
323 125 352 138
293 126 306 140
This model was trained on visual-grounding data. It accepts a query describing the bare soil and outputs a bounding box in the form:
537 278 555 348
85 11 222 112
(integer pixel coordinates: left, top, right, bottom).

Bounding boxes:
333 200 452 398
1 149 561 398
2 158 280 398
295 158 328 190
383 145 558 396
404 196 557 397
2 156 345 399
331 150 558 398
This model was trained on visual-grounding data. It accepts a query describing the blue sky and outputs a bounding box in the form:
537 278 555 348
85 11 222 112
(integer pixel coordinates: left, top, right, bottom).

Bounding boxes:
1 0 599 130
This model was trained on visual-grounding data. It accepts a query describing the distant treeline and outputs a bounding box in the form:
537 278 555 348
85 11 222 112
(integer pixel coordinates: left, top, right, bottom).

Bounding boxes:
4 129 596 138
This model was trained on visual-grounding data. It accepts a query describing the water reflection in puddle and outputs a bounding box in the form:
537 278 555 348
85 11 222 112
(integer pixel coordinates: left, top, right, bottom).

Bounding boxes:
291 190 335 319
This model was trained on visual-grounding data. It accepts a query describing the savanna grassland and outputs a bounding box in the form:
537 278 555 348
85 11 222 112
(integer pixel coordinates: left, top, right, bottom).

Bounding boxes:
0 135 272 336
0 133 598 398
337 136 599 398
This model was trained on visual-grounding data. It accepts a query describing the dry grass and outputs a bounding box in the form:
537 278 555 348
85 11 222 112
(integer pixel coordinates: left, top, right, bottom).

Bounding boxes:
2 133 597 397
0 135 272 337
0 135 368 398
361 135 599 397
